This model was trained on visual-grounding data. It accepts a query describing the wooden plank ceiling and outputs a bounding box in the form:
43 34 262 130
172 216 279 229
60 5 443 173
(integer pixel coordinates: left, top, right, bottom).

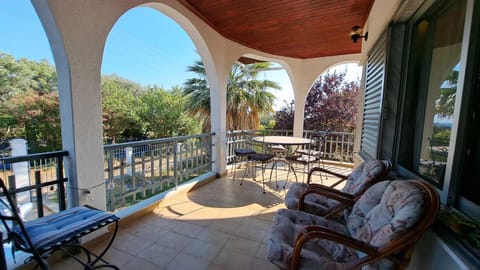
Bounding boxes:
180 0 374 59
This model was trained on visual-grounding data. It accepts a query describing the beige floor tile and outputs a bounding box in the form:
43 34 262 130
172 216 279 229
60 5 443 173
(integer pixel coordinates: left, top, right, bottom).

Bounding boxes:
156 231 197 251
169 220 205 238
122 257 159 270
98 247 135 268
165 252 211 270
136 242 179 268
231 223 268 242
207 218 241 235
223 236 262 257
251 257 278 270
194 227 231 246
112 232 155 256
211 248 254 270
182 239 223 261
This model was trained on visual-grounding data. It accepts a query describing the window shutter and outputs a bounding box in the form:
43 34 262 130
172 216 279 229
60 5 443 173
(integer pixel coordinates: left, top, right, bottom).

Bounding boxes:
360 33 387 159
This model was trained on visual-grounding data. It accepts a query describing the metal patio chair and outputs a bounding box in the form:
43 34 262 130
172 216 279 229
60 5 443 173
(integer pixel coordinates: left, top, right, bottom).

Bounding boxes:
239 130 276 193
230 130 257 182
0 178 120 269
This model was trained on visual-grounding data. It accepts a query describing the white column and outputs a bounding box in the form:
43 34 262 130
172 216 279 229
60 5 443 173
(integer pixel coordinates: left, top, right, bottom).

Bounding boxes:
32 0 110 210
9 139 30 196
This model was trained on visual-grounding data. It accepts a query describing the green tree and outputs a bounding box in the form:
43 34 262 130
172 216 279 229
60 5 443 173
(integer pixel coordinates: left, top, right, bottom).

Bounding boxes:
435 70 458 119
0 52 60 151
139 86 200 138
4 90 61 152
101 75 144 143
0 52 57 100
183 60 279 132
0 51 203 150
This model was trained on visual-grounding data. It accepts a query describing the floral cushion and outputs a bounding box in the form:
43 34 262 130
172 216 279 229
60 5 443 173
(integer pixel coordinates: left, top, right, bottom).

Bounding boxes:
346 180 425 247
284 160 388 216
268 180 427 270
284 183 334 215
267 208 358 270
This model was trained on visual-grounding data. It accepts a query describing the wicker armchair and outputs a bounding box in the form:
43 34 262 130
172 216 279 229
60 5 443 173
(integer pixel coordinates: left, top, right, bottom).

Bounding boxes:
268 180 440 270
285 160 391 218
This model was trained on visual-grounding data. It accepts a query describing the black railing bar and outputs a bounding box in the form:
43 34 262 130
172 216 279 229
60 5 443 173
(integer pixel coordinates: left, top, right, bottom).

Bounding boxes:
34 171 44 217
0 178 67 196
0 150 68 163
56 155 66 211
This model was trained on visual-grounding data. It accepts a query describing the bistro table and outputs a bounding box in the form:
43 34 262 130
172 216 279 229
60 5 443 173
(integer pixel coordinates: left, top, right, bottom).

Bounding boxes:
252 136 312 147
252 136 313 185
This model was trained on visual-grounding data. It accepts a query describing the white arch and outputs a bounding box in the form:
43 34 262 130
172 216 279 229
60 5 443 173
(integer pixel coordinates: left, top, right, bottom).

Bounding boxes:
32 0 363 203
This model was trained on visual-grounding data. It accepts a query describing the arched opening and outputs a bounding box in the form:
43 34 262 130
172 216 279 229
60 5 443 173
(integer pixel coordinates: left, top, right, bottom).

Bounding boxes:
0 1 60 153
0 1 65 267
226 59 291 130
222 57 294 131
101 6 202 143
304 62 361 132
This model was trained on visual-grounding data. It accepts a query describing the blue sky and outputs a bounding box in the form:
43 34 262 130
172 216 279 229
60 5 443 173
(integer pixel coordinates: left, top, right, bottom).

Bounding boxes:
0 1 199 89
0 1 360 110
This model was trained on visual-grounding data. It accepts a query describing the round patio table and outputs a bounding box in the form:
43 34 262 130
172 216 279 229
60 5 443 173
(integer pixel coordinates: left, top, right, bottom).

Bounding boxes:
252 136 312 146
252 136 314 184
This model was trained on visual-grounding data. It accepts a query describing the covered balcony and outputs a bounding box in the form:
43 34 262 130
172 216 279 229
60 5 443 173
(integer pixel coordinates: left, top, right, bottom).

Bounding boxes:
2 0 480 269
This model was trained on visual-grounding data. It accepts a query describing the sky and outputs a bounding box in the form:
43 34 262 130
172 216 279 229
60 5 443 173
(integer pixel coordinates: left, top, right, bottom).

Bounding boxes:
0 1 361 110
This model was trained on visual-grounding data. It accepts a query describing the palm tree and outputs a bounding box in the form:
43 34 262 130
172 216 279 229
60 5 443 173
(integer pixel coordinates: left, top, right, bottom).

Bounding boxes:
183 60 280 132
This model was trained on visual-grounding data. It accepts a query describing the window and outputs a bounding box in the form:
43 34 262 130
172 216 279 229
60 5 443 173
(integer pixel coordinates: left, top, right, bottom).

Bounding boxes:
415 5 465 188
387 0 480 259
399 0 466 188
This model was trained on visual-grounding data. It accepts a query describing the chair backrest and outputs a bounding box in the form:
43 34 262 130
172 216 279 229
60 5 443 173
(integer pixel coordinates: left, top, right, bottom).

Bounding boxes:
244 129 269 153
0 178 40 258
346 180 440 267
310 130 329 157
342 160 391 195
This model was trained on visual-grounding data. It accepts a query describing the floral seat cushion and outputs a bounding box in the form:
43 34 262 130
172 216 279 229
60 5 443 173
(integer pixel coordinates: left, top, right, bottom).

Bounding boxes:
268 180 427 270
284 160 389 216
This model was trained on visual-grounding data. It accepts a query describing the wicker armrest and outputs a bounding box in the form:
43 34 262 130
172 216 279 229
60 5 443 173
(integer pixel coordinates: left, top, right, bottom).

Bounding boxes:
291 225 379 270
307 167 348 185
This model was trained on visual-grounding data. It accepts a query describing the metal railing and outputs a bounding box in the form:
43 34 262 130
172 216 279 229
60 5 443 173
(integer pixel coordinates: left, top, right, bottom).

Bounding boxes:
104 133 214 212
226 129 355 164
0 151 69 221
1 130 352 216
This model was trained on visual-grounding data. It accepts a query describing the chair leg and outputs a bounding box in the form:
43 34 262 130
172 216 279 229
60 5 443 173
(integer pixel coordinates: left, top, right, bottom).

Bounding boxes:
58 221 120 270
285 161 298 185
239 159 252 186
90 221 119 267
232 155 238 182
261 162 267 194
269 160 279 189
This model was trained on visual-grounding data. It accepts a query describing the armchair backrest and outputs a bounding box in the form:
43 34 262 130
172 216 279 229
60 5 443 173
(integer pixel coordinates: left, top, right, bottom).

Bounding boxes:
346 180 439 267
342 160 391 195
0 178 40 257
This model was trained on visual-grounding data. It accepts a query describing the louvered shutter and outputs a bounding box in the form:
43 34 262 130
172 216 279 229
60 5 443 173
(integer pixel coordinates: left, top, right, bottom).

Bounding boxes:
360 33 387 159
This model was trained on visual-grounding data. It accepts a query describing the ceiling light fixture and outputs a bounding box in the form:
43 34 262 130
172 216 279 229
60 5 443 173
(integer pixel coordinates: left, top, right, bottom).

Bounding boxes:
350 25 368 43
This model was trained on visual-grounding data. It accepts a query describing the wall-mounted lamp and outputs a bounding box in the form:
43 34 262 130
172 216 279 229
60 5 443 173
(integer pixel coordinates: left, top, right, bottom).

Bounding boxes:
350 25 368 43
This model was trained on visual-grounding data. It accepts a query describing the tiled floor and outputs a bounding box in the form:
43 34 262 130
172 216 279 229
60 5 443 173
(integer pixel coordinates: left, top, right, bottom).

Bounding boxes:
46 163 352 270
